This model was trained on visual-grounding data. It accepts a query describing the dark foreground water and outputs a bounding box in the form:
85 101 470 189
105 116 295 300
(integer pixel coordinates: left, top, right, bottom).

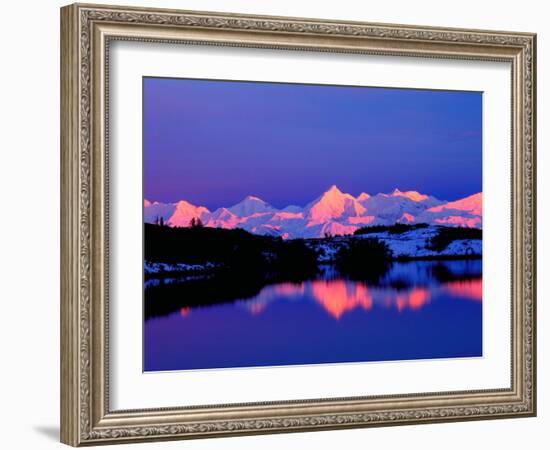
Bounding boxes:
144 259 482 371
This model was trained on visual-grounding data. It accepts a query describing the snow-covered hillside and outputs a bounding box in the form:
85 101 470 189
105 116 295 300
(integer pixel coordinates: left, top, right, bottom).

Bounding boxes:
144 186 482 239
309 226 482 262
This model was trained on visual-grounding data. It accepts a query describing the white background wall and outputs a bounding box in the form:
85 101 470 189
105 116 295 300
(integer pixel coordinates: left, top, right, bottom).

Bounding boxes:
0 1 546 449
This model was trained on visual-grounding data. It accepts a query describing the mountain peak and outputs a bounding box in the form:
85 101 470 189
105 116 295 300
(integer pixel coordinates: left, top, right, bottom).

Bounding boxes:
307 185 365 223
391 189 429 202
244 195 264 202
319 185 348 201
428 192 481 215
357 192 370 202
326 184 343 194
420 192 482 228
228 195 275 217
166 200 210 227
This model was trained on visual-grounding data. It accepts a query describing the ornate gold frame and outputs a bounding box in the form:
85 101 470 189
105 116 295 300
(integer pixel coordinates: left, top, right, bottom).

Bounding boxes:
60 3 536 446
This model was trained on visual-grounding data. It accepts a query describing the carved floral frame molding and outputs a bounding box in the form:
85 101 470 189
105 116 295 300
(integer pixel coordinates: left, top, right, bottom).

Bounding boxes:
61 3 536 446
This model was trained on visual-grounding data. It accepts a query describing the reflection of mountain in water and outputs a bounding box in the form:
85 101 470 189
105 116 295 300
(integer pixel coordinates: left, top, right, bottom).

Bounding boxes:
145 258 483 371
145 259 481 320
236 277 481 320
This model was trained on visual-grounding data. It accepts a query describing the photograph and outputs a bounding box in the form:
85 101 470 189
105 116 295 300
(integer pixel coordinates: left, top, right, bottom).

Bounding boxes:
57 2 537 446
142 77 483 372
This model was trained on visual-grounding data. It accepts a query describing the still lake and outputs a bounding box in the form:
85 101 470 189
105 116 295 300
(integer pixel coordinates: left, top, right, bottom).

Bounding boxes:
144 259 482 372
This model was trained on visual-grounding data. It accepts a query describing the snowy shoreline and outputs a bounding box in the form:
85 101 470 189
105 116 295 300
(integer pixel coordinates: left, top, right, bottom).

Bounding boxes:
144 261 222 278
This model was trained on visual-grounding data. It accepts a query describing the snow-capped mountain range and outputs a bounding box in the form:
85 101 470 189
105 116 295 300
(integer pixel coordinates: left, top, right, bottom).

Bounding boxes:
144 186 482 239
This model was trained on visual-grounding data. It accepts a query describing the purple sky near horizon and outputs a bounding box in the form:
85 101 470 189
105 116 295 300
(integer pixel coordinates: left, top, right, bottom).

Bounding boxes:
143 77 482 209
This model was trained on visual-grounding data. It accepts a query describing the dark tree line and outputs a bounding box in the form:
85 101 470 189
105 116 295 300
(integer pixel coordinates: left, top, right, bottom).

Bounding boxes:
354 223 429 236
144 223 319 278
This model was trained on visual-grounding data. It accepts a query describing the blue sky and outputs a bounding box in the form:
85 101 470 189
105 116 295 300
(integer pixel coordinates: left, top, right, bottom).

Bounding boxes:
143 77 482 209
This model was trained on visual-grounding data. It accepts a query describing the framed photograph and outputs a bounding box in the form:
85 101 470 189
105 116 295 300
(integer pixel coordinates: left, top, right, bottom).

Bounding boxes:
60 3 537 446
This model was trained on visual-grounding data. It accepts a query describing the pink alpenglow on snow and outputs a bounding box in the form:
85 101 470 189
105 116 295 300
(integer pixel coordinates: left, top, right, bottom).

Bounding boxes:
207 208 240 229
418 192 482 228
144 186 482 239
399 213 416 223
306 185 366 224
166 200 210 227
427 192 482 216
228 195 276 217
390 188 430 202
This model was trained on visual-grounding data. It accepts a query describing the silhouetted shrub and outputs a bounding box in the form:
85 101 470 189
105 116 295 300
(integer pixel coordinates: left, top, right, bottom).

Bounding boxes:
335 238 392 281
428 227 482 252
270 239 319 279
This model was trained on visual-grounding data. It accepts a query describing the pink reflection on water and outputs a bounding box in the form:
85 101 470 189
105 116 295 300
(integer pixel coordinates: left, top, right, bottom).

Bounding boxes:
310 280 373 320
246 283 305 315
241 279 439 319
275 283 305 296
249 302 267 315
395 288 431 312
444 279 482 302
